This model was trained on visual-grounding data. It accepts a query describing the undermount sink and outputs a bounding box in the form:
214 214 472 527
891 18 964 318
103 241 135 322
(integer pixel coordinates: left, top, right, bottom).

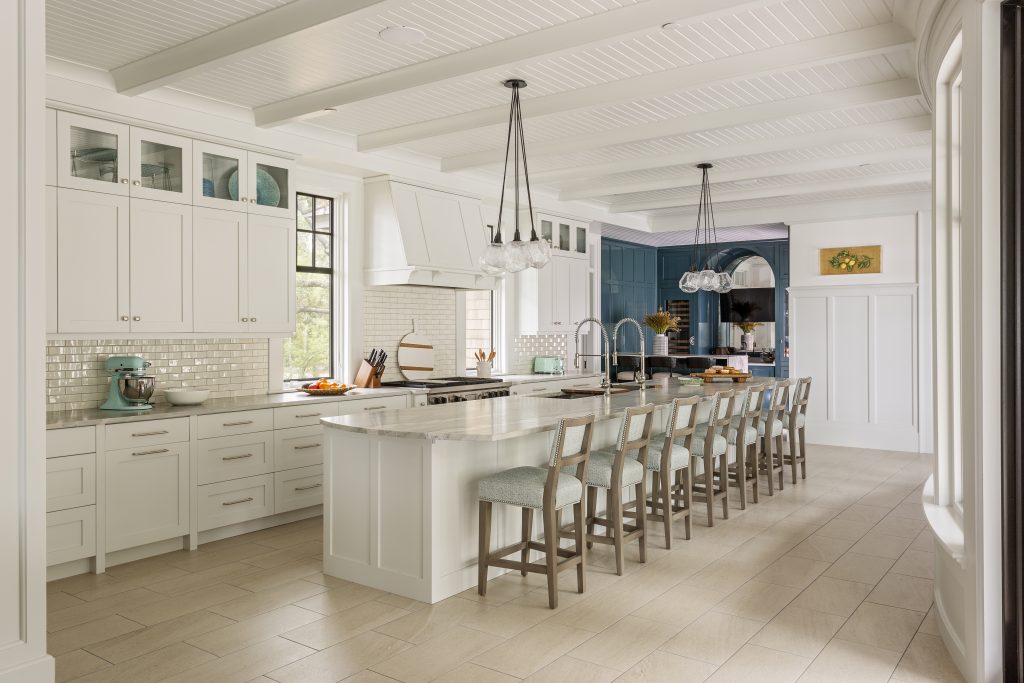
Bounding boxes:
543 385 640 399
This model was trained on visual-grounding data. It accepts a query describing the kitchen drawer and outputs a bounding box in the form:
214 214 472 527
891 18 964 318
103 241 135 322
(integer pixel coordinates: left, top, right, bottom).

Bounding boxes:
274 465 323 514
46 452 96 512
47 426 96 458
338 395 408 415
511 382 556 396
47 506 96 566
274 425 324 471
196 432 274 485
105 417 189 450
198 474 274 532
197 409 274 439
274 402 339 429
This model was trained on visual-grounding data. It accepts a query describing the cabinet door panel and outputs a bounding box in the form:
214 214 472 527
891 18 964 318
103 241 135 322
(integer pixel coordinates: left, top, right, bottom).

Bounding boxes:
46 108 57 186
194 141 246 211
193 207 246 333
552 258 572 329
46 186 57 334
246 214 294 333
105 443 188 552
569 258 589 327
130 199 193 332
57 188 130 334
130 127 192 204
57 111 130 195
246 152 292 218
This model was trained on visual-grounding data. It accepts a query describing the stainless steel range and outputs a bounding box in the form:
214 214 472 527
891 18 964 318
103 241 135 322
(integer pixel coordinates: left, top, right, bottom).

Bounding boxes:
380 376 509 405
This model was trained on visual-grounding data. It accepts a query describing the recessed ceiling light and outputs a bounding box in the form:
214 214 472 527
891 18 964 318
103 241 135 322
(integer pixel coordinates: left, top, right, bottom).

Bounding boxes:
378 25 427 45
661 21 680 30
322 107 337 113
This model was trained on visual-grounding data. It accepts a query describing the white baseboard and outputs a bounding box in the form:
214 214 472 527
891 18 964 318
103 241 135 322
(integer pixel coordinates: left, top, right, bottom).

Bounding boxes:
806 420 919 452
0 654 54 683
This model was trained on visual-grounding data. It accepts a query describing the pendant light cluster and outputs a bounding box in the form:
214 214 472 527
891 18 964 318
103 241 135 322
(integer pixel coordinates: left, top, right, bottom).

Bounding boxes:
678 163 734 294
479 79 551 275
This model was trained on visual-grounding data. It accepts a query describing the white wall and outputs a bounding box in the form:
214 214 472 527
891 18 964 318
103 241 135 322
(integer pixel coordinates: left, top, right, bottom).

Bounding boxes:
788 213 931 453
0 0 51 681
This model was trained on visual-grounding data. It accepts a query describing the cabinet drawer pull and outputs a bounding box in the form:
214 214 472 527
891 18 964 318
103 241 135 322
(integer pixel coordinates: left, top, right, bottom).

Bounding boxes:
222 453 253 461
364 406 386 411
221 497 253 506
222 420 254 427
132 448 169 456
131 430 169 437
294 483 322 492
294 443 321 450
295 413 322 418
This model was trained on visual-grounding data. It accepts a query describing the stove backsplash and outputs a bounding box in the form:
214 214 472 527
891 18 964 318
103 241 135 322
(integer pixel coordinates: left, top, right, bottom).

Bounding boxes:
510 334 568 374
363 285 457 381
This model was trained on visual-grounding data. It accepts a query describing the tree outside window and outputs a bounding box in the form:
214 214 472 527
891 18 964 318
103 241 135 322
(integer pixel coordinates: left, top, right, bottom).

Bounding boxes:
284 193 334 381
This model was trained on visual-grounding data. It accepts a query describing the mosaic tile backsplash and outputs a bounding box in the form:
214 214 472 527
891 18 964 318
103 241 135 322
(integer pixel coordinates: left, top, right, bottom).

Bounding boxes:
510 334 568 374
46 338 269 412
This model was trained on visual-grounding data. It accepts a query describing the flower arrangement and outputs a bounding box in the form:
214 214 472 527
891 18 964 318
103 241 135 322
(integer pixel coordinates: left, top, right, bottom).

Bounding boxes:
734 321 762 334
643 309 681 335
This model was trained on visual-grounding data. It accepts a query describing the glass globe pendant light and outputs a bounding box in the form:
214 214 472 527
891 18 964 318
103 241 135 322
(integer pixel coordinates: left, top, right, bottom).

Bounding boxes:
678 163 734 294
479 78 549 275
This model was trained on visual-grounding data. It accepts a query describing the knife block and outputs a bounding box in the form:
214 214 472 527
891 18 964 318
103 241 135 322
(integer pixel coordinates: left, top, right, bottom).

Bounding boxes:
354 360 382 388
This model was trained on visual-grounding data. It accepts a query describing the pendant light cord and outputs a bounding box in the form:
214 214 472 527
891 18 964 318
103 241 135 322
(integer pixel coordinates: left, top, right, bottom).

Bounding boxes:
515 86 538 240
494 83 518 246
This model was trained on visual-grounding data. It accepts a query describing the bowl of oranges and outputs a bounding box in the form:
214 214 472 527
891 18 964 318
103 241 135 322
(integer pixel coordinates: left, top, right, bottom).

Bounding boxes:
301 379 350 396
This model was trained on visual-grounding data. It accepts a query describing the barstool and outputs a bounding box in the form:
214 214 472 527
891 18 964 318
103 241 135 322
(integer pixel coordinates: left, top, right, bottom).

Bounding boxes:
691 391 734 526
646 396 700 548
477 414 596 609
727 384 769 508
582 404 656 576
784 377 812 483
759 379 790 495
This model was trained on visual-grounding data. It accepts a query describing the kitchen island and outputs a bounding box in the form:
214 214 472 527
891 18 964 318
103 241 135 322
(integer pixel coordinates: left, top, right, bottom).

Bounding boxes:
321 379 765 603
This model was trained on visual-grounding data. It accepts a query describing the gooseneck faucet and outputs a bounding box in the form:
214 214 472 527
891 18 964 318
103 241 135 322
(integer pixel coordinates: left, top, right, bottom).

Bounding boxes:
574 317 612 393
612 318 646 390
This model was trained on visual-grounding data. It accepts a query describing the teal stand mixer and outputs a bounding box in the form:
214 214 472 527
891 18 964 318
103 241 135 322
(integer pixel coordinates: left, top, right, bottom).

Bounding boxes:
101 355 156 410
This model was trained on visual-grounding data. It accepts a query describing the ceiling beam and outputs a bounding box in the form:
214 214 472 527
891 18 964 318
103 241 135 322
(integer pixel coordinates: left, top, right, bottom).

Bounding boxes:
442 77 920 171
359 22 913 152
111 0 391 96
609 170 932 213
558 145 931 201
254 0 775 127
530 115 932 183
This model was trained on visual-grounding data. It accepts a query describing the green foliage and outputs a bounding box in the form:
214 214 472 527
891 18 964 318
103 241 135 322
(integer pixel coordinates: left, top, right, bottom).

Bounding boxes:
829 249 872 271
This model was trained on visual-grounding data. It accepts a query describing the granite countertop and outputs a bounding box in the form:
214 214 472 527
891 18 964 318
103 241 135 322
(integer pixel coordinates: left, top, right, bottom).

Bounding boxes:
322 379 770 443
45 387 418 430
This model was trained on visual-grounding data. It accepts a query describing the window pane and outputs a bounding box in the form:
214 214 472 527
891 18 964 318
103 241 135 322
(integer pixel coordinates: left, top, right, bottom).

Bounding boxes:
314 233 331 268
315 197 332 231
297 231 313 268
465 290 493 370
284 272 332 380
297 195 314 231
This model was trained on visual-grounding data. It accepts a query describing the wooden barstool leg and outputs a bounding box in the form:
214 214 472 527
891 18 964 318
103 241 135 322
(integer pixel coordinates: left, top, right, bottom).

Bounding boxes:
764 435 775 496
703 454 715 526
750 443 759 504
612 487 625 575
799 427 808 479
573 499 586 593
586 486 597 549
789 428 799 484
775 435 785 490
636 480 647 563
521 508 533 576
543 504 558 609
660 468 672 548
478 500 492 596
720 454 730 520
682 467 692 539
736 448 747 510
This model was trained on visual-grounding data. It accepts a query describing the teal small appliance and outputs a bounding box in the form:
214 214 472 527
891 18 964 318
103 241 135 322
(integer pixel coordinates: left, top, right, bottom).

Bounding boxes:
101 355 156 411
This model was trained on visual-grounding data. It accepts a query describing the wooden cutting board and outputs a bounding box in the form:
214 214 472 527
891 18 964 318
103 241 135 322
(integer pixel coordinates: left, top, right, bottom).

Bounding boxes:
397 332 434 380
689 372 753 383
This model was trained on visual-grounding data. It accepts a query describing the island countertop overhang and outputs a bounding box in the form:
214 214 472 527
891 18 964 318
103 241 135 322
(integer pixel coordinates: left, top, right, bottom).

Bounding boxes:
320 380 769 442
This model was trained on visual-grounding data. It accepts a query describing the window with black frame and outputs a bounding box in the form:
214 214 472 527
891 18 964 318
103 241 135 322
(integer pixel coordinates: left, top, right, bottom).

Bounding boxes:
284 193 334 382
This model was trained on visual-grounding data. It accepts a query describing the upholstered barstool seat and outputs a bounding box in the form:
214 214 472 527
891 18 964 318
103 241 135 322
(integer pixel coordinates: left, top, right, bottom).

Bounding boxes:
644 436 689 471
582 450 645 488
757 416 784 437
784 411 806 428
479 466 583 510
723 417 758 447
691 429 728 456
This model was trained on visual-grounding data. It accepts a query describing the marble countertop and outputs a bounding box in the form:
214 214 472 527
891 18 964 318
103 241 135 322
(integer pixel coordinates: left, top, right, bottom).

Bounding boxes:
615 353 776 367
46 387 417 429
322 379 769 443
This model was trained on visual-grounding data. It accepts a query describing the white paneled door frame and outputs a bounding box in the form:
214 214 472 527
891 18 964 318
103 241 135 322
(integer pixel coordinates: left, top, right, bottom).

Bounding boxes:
789 283 919 453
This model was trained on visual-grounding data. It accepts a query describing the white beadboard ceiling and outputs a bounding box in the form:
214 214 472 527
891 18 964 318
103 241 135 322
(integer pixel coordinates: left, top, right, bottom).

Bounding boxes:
45 0 929 225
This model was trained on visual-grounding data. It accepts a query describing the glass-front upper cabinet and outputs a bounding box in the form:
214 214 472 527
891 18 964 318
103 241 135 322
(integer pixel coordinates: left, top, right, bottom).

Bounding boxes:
194 141 246 211
130 128 192 205
245 152 293 218
57 111 130 195
535 212 588 259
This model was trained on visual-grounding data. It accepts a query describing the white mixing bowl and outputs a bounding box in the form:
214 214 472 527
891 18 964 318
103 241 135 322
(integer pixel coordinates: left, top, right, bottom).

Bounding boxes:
163 388 210 406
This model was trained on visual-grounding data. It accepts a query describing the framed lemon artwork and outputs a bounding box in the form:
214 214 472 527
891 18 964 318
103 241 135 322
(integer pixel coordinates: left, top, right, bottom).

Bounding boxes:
819 245 881 275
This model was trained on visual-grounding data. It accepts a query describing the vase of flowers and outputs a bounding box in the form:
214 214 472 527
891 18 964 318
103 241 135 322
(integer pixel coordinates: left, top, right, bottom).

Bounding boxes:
644 309 681 356
735 321 762 351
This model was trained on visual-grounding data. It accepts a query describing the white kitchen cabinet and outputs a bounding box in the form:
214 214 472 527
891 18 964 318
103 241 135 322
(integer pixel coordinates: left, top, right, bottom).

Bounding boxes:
517 254 589 335
129 199 193 333
57 188 130 334
105 442 189 552
46 108 57 186
246 151 293 219
129 127 192 204
274 465 323 514
47 507 97 566
194 140 247 212
46 453 96 513
537 212 588 258
196 432 275 485
46 186 57 334
57 111 131 195
198 474 274 532
246 214 295 333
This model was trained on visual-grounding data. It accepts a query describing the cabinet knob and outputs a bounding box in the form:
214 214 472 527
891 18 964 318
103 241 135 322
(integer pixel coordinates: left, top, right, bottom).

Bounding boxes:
120 315 129 321
132 316 141 321
132 180 141 186
240 197 247 203
241 317 249 322
249 198 256 204
120 178 128 184
250 317 257 322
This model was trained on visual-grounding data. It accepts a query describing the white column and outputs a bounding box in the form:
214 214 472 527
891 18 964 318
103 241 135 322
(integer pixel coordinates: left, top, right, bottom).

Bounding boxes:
0 0 52 681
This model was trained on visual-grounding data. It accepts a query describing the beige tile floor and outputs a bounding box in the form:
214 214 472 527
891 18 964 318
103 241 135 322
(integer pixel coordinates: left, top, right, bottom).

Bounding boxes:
48 444 965 683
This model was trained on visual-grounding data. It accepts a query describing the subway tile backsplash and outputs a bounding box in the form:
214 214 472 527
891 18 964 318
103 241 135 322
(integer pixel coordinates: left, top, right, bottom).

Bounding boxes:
363 286 457 381
511 334 568 374
46 338 269 412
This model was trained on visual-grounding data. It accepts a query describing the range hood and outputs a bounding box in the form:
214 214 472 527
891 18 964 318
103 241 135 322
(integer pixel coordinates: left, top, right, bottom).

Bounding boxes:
364 176 497 289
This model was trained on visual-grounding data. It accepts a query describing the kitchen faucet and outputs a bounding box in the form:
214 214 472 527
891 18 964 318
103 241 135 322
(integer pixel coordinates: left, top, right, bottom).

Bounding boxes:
612 318 646 390
574 317 612 394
